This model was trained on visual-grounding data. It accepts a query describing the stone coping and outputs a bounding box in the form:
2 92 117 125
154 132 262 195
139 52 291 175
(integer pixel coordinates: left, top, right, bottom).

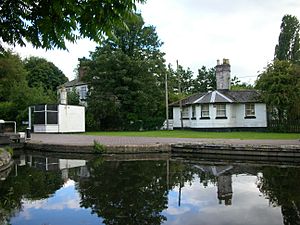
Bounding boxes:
0 148 13 172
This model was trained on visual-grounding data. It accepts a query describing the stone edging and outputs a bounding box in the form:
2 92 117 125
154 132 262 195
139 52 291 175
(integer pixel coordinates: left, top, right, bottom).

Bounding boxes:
24 142 300 158
0 149 13 172
25 142 171 154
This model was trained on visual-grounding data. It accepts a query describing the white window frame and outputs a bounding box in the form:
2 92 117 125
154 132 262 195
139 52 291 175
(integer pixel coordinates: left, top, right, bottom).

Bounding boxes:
201 104 209 118
192 105 196 118
80 86 87 100
182 107 189 119
216 104 226 118
245 103 255 117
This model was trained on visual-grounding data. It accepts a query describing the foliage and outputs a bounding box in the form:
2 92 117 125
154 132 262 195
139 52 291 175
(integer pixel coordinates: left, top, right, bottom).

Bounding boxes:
274 14 300 64
0 102 17 122
0 0 145 51
256 60 300 121
174 65 194 95
192 66 216 93
24 57 68 91
0 52 56 126
77 160 168 224
0 163 63 224
93 140 106 153
85 14 166 130
0 51 27 101
67 88 80 105
230 76 254 90
258 167 300 225
8 82 55 125
84 130 300 139
4 147 13 156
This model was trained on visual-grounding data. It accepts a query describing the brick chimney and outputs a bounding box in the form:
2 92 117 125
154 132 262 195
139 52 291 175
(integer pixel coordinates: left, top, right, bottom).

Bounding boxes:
216 58 231 90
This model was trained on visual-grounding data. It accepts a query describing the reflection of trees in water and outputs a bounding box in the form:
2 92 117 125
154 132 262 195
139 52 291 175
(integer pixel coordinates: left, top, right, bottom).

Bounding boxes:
75 159 234 224
258 167 300 225
77 160 169 225
0 165 63 225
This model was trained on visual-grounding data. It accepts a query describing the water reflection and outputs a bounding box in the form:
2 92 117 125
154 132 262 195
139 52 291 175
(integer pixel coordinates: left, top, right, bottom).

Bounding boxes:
0 151 299 225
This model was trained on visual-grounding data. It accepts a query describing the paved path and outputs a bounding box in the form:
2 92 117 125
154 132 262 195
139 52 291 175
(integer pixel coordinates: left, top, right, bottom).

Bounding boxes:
29 133 300 147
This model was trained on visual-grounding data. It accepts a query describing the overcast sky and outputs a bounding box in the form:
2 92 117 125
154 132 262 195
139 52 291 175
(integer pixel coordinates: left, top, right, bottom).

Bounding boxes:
12 0 300 84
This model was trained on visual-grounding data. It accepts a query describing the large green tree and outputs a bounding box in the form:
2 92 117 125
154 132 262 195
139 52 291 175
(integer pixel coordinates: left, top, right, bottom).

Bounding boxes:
192 66 216 93
0 51 27 101
256 60 300 122
84 14 166 130
0 52 55 125
0 0 145 51
24 56 68 91
274 15 300 64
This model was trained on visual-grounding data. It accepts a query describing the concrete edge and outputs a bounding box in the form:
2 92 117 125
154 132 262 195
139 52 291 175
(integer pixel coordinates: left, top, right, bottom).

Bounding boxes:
25 142 172 154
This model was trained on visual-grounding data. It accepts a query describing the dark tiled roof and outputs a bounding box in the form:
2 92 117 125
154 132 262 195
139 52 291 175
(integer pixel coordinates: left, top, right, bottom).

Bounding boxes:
169 92 206 106
170 89 262 106
59 79 87 88
218 90 262 103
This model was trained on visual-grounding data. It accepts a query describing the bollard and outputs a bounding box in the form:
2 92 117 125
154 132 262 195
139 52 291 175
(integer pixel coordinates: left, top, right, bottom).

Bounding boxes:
26 128 31 139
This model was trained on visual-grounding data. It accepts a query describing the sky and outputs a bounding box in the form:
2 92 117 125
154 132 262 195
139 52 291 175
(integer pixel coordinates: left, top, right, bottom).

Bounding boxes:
11 0 300 84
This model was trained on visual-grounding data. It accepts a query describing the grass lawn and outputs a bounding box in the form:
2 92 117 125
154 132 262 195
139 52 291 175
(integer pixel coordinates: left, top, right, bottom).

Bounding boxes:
84 130 300 140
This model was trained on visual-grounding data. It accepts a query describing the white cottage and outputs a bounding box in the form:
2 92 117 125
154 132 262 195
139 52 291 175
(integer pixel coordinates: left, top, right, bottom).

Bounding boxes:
170 59 267 131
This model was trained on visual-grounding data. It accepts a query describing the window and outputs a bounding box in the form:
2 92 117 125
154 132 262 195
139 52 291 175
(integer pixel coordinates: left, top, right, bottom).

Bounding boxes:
245 103 255 118
80 86 87 100
192 105 196 119
216 104 226 118
182 107 189 119
201 104 209 118
33 105 58 125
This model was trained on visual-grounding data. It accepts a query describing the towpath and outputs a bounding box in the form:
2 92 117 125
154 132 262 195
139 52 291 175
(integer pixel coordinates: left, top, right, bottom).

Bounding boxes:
29 133 300 147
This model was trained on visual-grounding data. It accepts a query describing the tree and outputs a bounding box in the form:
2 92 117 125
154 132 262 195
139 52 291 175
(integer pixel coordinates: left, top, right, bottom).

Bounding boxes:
256 60 300 122
0 52 56 125
78 160 168 224
0 51 27 101
84 14 166 130
67 88 80 105
274 15 300 64
24 57 68 91
192 66 216 93
230 76 253 90
0 0 146 51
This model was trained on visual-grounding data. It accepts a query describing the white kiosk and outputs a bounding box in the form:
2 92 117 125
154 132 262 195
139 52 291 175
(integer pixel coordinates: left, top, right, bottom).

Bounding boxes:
29 87 85 133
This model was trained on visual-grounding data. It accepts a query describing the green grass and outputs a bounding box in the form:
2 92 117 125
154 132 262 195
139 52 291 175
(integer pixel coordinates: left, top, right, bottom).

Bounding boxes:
84 130 300 140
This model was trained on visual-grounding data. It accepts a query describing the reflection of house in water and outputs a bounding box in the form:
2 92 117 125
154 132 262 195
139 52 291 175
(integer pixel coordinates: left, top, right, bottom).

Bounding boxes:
194 165 233 206
16 155 90 179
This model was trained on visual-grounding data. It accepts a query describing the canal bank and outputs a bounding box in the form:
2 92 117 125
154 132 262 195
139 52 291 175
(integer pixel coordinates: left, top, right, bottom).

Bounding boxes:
23 134 300 160
0 148 13 173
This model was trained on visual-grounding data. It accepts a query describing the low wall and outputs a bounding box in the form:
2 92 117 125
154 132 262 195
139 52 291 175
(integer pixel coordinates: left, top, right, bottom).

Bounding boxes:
24 142 300 162
25 143 171 154
171 143 300 157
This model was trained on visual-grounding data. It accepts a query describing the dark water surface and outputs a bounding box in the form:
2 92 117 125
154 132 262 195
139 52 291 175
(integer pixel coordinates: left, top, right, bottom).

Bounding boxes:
1 151 300 225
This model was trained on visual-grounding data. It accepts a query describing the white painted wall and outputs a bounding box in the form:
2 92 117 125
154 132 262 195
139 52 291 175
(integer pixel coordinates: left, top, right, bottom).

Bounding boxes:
58 105 85 133
172 103 267 129
34 125 59 133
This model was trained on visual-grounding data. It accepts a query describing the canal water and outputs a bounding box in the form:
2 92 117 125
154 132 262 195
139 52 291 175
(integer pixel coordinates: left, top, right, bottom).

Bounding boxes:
0 151 300 225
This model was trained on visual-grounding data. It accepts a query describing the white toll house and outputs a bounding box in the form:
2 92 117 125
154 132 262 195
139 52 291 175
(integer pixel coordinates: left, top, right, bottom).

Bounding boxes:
28 87 85 133
170 59 267 131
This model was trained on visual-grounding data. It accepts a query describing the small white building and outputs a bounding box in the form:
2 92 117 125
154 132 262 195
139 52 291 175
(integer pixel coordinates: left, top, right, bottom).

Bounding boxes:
30 104 85 133
170 59 267 131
